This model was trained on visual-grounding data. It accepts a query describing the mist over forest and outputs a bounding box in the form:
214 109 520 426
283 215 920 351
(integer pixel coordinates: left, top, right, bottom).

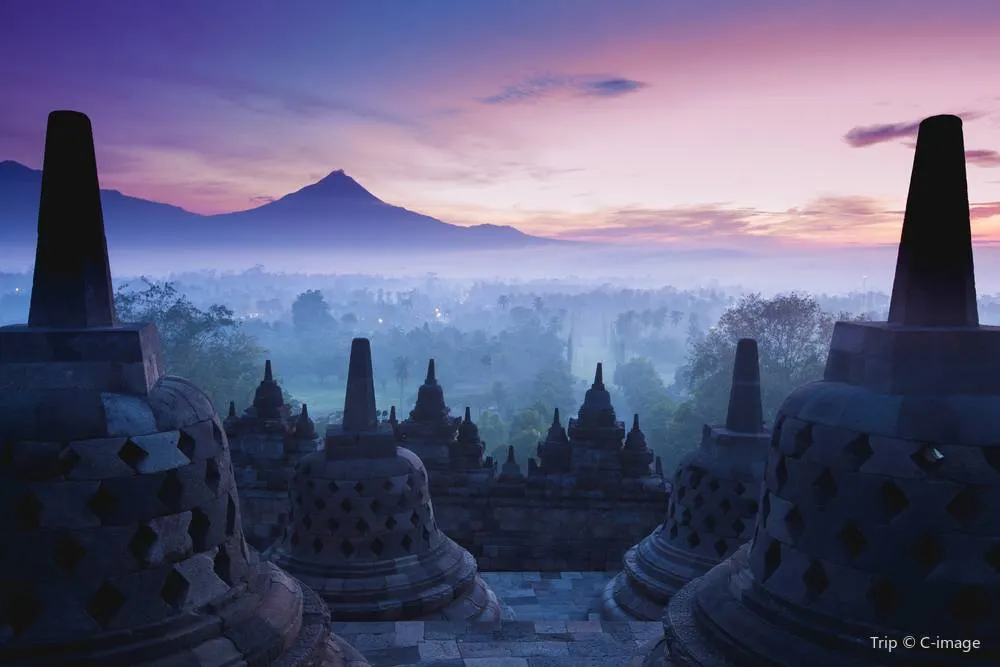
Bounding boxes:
5 267 1000 473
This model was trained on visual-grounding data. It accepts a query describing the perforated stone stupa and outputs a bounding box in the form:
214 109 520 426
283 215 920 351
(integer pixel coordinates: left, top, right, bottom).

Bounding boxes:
274 338 502 621
648 115 1000 666
604 338 769 621
0 110 367 667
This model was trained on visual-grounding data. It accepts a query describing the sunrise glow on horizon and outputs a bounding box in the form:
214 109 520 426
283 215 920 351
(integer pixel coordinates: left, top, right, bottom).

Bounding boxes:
2 0 1000 248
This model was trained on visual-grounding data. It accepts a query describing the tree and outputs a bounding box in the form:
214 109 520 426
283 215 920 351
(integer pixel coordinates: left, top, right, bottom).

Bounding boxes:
666 292 851 454
507 402 549 464
291 289 334 334
115 279 265 412
393 356 411 409
529 361 575 420
477 409 507 452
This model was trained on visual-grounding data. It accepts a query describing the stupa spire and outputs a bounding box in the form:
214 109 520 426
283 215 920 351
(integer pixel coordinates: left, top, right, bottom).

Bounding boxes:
594 362 604 389
464 406 472 422
888 114 978 326
228 400 237 419
28 110 116 328
425 358 437 384
342 337 378 432
724 338 764 434
264 359 274 382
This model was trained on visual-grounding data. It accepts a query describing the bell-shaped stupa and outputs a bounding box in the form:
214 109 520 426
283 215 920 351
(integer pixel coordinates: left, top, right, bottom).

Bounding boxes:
605 338 769 620
648 115 1000 666
0 110 367 667
274 338 502 621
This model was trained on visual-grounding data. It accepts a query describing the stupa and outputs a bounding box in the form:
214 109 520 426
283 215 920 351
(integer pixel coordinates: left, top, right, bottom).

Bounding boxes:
0 110 367 667
604 338 769 621
273 338 502 621
648 115 1000 666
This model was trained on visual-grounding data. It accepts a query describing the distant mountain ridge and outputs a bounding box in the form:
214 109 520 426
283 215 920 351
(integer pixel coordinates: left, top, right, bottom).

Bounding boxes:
0 160 555 250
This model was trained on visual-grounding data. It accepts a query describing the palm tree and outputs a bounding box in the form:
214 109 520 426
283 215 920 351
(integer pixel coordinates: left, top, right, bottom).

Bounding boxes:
393 355 411 410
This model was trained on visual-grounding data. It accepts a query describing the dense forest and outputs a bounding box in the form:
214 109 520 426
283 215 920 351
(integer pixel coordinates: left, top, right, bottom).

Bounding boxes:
6 268 1000 472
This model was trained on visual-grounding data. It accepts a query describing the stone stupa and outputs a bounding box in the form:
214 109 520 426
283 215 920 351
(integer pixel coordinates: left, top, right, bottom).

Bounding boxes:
0 110 367 667
605 338 769 621
648 115 1000 666
274 338 502 621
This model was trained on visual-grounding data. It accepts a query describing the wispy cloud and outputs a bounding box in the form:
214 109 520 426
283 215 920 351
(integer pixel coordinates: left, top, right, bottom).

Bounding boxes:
482 74 648 105
843 112 984 148
972 201 1000 219
966 149 1000 168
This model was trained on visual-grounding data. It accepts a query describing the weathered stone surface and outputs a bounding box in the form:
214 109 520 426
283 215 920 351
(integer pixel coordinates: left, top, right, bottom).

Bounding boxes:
604 338 768 621
273 338 500 622
0 110 367 667
655 115 1000 666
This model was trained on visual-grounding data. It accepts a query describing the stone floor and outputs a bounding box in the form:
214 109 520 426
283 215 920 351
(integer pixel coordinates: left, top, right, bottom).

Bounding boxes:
331 572 664 667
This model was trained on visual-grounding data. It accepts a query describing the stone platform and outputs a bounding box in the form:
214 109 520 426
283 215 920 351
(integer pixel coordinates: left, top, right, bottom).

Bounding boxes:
331 572 660 666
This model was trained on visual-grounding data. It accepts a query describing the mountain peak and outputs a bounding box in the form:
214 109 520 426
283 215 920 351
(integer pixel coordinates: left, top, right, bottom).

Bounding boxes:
0 160 40 180
295 169 382 203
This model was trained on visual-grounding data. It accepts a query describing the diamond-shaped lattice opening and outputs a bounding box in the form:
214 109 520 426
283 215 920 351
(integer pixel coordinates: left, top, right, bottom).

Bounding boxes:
410 511 421 527
339 539 355 557
714 538 729 558
327 517 339 532
707 479 720 493
838 434 873 471
129 523 158 565
422 527 431 542
732 517 746 535
747 499 759 514
985 543 1000 573
719 498 732 514
733 482 746 496
118 438 148 470
87 581 126 627
327 480 339 493
405 475 414 490
312 537 324 555
87 484 117 521
946 488 980 527
689 472 702 489
161 568 190 609
879 481 909 521
226 495 237 535
396 492 408 508
401 534 413 552
52 532 87 573
792 424 813 457
57 445 82 476
385 515 397 530
911 444 945 471
836 521 867 559
204 458 221 493
686 531 701 548
290 531 301 547
294 494 303 506
802 561 829 600
340 498 354 514
704 515 716 532
693 494 705 510
680 508 692 526
760 492 771 524
382 479 393 492
951 586 990 623
371 537 385 556
302 514 313 530
314 497 326 511
774 456 788 491
762 539 782 581
911 534 945 573
783 507 805 540
158 471 184 511
306 479 315 490
677 486 686 500
812 468 838 504
356 517 370 535
867 579 899 621
176 431 197 460
214 545 234 584
16 490 43 530
370 498 381 513
668 523 678 539
2 587 43 637
354 481 365 495
189 507 211 551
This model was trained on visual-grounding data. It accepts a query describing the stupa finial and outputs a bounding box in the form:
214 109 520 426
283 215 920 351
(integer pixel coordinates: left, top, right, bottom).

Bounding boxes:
342 338 378 432
725 338 764 434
